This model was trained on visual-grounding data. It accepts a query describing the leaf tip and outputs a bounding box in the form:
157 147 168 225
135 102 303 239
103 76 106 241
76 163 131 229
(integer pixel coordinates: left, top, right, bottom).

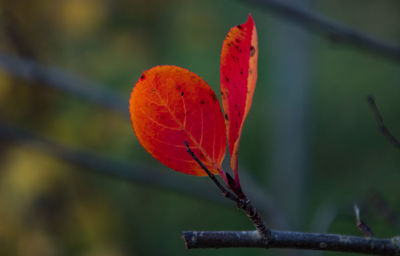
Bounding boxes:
247 13 254 24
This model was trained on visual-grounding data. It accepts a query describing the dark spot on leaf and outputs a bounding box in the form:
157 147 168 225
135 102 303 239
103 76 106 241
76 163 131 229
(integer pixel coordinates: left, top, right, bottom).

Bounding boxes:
199 152 205 160
234 104 238 108
224 114 229 121
237 25 243 30
177 85 181 90
140 74 146 80
235 39 240 43
210 92 217 101
238 111 241 117
225 76 230 82
181 92 184 96
200 100 205 105
250 46 256 57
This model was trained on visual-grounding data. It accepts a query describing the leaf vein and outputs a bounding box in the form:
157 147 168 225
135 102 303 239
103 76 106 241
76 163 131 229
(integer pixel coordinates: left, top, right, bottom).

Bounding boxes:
139 107 181 131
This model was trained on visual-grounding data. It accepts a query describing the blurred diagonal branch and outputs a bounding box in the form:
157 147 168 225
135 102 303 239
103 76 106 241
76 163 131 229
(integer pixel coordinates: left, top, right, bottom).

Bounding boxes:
0 120 286 227
0 52 128 115
246 0 400 61
0 120 222 201
367 95 400 149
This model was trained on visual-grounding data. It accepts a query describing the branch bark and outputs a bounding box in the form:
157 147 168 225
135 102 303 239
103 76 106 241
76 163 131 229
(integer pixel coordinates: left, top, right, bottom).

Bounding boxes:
183 230 400 255
245 0 400 61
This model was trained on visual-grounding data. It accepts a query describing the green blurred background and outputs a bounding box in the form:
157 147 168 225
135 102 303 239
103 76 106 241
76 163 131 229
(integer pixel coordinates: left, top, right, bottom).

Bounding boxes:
0 0 399 255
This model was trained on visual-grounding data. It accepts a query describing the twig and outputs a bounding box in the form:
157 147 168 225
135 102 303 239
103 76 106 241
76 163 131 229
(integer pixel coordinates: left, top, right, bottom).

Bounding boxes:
367 95 400 149
245 0 400 62
183 230 400 255
184 142 270 240
184 141 238 202
354 204 374 237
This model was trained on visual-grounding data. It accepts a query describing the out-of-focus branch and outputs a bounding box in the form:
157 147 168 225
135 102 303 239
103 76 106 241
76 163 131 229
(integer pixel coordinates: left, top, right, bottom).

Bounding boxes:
183 230 400 255
0 121 284 226
0 52 128 115
368 191 400 229
245 0 400 61
367 95 400 149
0 120 222 204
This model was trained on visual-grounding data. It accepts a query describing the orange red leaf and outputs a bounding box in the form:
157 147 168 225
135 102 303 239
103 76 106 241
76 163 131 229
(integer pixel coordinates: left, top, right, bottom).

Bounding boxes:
220 14 258 174
129 65 226 176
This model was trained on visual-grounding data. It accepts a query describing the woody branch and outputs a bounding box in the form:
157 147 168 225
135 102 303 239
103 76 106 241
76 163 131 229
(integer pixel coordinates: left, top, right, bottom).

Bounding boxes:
183 230 400 255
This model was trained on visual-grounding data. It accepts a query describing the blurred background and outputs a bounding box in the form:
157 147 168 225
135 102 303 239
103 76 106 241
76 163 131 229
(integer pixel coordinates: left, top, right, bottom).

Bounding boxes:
0 0 399 255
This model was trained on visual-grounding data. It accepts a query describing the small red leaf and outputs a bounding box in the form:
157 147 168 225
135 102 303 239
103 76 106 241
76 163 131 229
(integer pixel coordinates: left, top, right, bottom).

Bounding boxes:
221 14 258 174
130 65 226 176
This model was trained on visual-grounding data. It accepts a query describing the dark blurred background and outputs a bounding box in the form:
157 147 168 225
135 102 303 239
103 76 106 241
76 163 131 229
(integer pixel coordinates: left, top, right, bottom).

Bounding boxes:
0 0 399 255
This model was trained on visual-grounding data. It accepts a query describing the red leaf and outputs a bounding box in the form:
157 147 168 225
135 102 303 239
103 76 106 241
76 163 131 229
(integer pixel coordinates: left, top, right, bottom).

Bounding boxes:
220 14 258 174
130 65 226 176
